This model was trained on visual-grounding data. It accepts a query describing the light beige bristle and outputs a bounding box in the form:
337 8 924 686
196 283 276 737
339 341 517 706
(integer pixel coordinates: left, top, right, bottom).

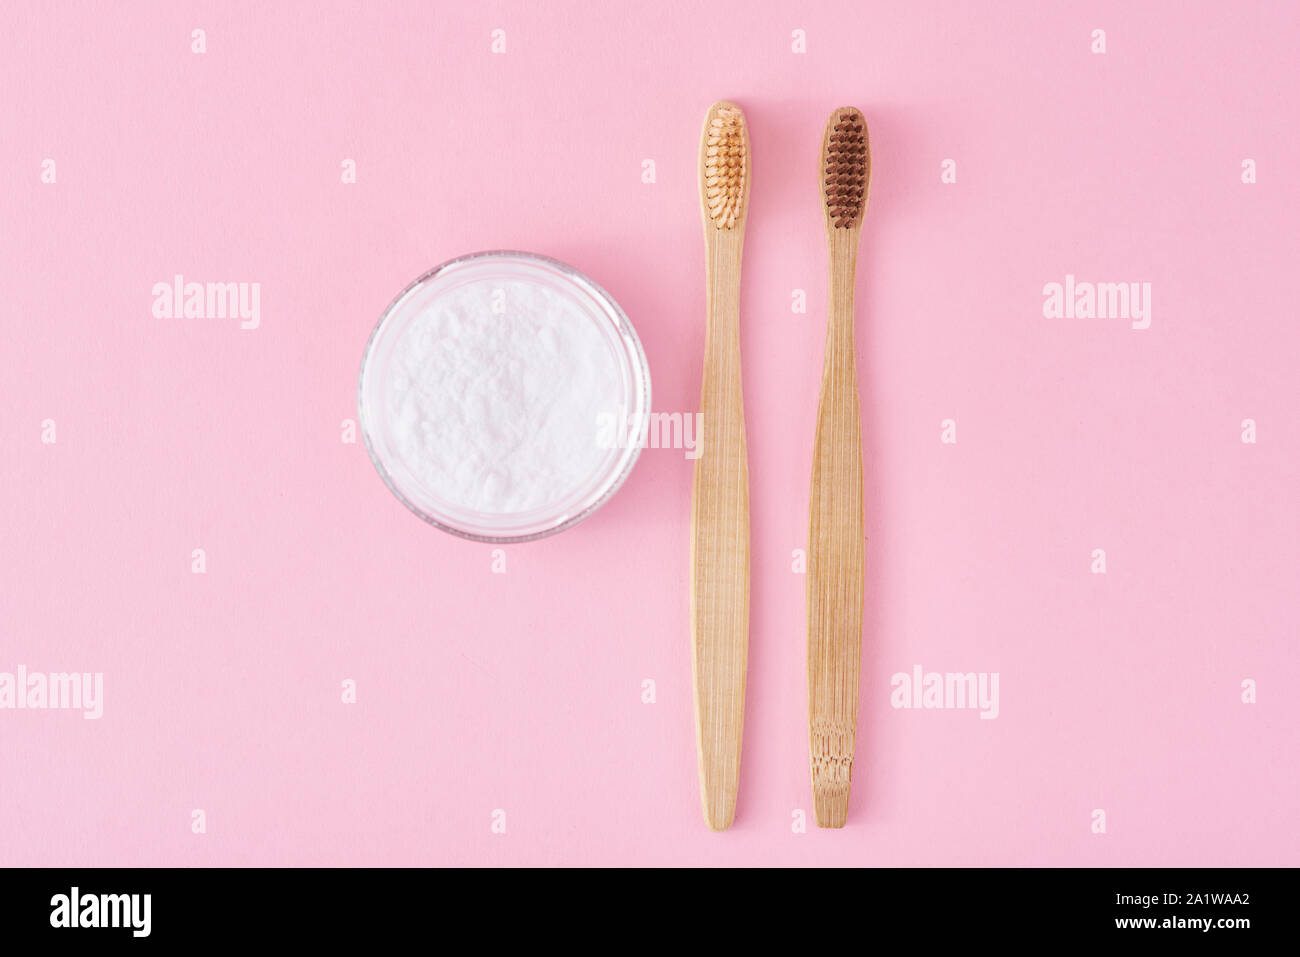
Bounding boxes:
822 108 869 229
704 106 747 230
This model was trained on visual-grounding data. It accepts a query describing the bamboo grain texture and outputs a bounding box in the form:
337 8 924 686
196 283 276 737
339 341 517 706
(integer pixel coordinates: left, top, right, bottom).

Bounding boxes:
808 107 870 829
691 101 750 830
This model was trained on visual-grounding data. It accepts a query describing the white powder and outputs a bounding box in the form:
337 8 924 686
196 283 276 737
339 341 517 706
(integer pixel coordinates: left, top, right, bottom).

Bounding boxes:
381 278 622 516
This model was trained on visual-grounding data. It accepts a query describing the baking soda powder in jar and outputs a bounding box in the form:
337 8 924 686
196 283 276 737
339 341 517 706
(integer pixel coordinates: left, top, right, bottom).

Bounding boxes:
358 251 650 542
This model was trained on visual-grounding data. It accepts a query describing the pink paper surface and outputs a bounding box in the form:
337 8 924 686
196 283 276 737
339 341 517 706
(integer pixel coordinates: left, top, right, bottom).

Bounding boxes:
1 1 1296 866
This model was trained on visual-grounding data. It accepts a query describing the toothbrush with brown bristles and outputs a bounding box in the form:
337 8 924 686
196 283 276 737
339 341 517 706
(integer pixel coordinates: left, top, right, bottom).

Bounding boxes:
807 106 871 828
690 99 751 830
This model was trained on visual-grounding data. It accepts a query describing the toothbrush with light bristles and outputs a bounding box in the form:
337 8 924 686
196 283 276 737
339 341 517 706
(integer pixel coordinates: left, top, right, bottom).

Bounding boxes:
690 99 751 831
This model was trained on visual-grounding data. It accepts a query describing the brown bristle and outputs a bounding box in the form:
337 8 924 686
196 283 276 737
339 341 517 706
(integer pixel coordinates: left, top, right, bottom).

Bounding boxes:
705 106 747 229
823 108 868 228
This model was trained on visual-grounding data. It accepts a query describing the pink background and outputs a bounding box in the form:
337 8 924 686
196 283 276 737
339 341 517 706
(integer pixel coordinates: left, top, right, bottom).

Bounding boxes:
2 1 1297 866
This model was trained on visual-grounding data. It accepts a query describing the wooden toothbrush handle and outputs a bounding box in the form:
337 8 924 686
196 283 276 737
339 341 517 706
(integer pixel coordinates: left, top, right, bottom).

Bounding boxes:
807 246 865 829
690 236 750 831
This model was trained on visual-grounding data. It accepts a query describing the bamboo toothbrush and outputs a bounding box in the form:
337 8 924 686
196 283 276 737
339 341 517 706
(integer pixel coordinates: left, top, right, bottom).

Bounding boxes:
691 100 751 831
807 106 871 828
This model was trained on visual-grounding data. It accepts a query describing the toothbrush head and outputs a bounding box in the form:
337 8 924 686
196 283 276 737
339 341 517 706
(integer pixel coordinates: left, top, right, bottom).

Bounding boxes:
821 107 870 230
701 101 749 231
